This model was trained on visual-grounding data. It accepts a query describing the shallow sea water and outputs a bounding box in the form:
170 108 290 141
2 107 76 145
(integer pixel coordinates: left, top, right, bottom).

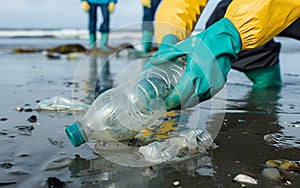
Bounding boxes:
0 37 300 187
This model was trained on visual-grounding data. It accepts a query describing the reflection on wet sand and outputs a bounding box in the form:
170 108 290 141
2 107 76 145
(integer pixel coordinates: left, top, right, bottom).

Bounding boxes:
68 153 213 187
82 55 113 104
212 87 300 186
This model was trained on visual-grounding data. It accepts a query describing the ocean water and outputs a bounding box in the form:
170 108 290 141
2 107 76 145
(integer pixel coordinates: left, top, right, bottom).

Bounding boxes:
1 31 300 187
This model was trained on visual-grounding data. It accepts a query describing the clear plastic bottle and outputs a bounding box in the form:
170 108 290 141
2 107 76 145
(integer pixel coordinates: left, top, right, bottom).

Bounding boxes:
65 58 186 147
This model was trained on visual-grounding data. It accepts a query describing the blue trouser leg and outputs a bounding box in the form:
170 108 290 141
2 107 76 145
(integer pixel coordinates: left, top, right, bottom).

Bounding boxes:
142 0 161 33
88 3 97 35
99 4 110 33
141 0 161 52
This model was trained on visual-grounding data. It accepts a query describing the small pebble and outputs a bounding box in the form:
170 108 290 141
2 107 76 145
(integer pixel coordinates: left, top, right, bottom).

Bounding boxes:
265 160 281 168
9 169 28 175
24 108 33 112
0 131 8 135
1 162 13 169
262 167 281 181
173 181 180 186
0 182 16 186
18 153 30 157
263 134 277 144
279 161 299 171
45 177 66 188
15 106 23 112
27 115 37 123
15 125 34 131
284 180 292 185
19 130 32 136
0 118 8 121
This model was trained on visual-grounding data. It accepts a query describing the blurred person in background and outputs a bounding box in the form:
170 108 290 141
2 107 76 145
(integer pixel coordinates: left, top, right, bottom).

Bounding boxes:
141 0 161 53
81 0 117 51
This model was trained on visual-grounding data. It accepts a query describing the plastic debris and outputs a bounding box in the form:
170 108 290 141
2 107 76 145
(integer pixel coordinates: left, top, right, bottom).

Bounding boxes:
44 157 73 170
48 137 64 148
36 96 89 112
139 129 213 163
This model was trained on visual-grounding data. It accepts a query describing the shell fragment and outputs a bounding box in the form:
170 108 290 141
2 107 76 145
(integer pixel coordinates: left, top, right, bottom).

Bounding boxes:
233 174 258 185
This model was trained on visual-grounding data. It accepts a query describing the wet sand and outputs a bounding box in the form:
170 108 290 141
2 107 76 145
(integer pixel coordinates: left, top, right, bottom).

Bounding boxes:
0 37 300 187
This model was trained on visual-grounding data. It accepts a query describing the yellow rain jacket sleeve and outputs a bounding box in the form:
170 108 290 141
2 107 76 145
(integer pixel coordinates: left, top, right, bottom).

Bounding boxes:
225 0 300 50
155 0 208 44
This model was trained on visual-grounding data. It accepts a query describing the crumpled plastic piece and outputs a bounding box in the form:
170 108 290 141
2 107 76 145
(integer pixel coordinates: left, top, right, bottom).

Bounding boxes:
139 129 213 163
36 96 90 112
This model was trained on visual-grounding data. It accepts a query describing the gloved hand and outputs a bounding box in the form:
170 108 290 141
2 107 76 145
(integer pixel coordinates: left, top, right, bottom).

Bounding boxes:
143 34 179 70
149 18 241 110
108 2 115 14
141 0 151 9
81 1 90 12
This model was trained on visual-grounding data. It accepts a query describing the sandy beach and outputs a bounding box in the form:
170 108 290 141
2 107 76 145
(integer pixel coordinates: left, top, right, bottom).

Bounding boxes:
1 35 300 187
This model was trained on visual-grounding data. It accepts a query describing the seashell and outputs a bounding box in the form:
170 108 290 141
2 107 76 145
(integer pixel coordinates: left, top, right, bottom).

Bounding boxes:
233 174 258 185
262 167 281 181
44 157 73 170
263 134 277 144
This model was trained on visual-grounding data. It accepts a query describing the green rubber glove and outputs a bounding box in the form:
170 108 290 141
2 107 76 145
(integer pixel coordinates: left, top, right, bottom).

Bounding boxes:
149 18 241 110
142 34 179 70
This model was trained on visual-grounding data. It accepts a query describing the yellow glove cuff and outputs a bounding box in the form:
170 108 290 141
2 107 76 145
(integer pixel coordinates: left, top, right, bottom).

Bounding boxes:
108 2 115 14
81 1 90 12
141 0 151 9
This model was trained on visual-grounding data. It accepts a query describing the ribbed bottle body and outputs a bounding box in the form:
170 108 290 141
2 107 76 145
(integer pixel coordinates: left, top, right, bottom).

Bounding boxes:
67 58 186 144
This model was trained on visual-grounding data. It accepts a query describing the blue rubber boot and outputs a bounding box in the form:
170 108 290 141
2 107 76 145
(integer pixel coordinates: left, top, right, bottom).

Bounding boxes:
142 31 153 53
100 33 111 51
245 63 282 90
89 33 96 48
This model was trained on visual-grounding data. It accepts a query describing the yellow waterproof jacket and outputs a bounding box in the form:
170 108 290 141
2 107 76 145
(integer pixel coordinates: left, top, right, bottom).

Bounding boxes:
155 0 300 50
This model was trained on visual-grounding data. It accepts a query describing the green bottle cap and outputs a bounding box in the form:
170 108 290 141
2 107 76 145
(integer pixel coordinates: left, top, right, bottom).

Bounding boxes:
65 122 86 147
